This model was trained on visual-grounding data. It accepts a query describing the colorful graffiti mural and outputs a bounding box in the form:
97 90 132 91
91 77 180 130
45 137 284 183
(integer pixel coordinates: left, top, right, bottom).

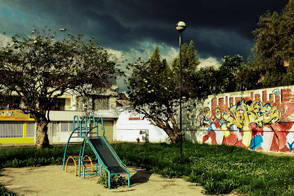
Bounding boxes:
200 88 294 153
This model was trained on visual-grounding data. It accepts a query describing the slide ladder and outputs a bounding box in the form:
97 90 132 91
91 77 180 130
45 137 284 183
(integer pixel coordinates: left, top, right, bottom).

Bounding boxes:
63 115 130 189
63 116 98 177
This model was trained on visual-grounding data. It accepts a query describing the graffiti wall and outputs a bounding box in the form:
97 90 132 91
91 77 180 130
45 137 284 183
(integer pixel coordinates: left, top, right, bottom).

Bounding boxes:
200 87 294 152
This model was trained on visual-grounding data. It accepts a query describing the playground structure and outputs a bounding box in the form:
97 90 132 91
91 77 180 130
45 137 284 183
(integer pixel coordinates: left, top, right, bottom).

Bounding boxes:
62 115 130 188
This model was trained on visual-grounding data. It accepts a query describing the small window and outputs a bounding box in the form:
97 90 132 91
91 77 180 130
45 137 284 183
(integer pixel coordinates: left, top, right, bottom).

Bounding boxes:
26 122 35 138
0 122 23 138
61 122 73 132
93 96 109 110
51 99 65 111
49 122 59 137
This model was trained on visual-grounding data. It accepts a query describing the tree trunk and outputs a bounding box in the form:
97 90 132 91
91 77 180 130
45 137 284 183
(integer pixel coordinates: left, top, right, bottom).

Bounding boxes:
165 127 181 143
34 115 50 148
144 108 183 143
151 117 181 143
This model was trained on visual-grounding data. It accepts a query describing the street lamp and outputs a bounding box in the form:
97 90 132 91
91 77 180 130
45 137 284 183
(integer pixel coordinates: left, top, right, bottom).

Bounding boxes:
176 21 186 160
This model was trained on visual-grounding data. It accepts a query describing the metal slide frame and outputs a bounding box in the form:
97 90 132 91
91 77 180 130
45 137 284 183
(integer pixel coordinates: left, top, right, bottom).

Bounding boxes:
63 115 130 189
63 116 99 177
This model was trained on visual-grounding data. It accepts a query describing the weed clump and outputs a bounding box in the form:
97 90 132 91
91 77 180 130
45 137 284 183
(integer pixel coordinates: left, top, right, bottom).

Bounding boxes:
97 173 128 189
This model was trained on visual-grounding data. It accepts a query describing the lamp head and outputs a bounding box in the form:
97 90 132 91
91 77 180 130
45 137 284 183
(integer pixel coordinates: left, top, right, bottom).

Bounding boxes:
176 21 186 32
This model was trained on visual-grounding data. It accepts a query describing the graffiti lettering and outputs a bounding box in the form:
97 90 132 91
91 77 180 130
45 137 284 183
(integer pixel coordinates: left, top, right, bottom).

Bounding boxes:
201 98 290 152
273 89 281 95
0 110 13 117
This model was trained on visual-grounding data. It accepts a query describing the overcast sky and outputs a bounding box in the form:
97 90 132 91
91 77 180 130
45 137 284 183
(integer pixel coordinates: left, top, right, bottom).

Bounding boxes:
0 0 290 90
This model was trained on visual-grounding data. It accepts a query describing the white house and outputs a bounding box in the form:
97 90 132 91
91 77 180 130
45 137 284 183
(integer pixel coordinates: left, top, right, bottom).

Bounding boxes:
115 108 169 143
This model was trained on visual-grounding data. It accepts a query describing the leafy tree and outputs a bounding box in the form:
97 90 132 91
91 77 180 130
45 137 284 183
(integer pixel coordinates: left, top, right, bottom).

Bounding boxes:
282 61 294 85
0 28 119 148
171 40 200 97
252 0 294 87
235 64 261 91
127 44 199 143
193 66 218 98
215 55 244 93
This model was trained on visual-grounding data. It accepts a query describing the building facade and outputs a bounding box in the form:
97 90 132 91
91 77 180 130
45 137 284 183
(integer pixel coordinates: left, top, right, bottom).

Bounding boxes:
0 90 119 145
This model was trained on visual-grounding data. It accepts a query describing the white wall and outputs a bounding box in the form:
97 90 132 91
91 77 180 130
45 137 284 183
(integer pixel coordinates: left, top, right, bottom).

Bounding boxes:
116 110 169 143
49 111 84 121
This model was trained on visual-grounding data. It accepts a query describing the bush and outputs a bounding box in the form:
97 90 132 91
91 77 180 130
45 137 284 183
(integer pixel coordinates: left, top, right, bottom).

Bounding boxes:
97 173 128 189
0 183 18 196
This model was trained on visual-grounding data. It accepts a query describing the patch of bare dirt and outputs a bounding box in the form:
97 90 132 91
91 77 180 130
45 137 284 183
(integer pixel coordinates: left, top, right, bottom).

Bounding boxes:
0 165 207 196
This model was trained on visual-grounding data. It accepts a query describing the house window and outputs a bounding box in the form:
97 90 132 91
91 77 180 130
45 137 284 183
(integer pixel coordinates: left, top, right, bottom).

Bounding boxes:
0 122 23 138
51 99 65 111
61 122 73 132
26 122 35 138
49 122 59 137
93 96 109 110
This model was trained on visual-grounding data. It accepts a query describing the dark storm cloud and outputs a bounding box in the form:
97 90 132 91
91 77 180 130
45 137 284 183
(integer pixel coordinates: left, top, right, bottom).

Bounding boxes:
0 0 289 60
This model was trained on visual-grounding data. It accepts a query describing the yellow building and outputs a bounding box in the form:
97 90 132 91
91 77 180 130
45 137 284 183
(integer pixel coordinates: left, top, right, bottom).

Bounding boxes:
0 92 118 146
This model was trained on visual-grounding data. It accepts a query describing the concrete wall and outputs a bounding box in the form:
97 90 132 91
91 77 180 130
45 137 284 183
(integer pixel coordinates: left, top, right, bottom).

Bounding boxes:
186 85 294 153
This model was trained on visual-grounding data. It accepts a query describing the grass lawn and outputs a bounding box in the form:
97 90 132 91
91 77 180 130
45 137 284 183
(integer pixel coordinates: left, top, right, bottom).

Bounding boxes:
1 141 294 195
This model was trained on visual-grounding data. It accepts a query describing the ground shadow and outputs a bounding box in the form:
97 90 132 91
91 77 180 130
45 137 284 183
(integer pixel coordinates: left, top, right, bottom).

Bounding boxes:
0 169 5 177
130 169 152 185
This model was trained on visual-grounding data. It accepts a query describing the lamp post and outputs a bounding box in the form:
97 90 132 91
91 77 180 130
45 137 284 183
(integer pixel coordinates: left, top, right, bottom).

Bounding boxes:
176 21 186 160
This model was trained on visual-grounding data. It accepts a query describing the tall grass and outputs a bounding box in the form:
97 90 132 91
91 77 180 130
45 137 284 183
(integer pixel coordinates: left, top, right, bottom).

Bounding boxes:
112 142 294 195
1 142 294 195
0 146 64 168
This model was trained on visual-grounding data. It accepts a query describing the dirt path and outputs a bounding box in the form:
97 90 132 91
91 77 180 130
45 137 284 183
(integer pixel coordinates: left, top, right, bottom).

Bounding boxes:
0 165 209 196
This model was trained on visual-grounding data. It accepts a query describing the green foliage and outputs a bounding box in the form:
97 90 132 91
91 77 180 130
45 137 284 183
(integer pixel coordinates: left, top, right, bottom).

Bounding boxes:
216 55 244 93
235 57 262 91
0 184 19 196
193 66 218 98
0 146 65 168
252 0 294 88
0 28 121 147
127 42 200 143
204 178 240 195
172 40 200 72
112 142 294 196
2 142 294 195
128 46 174 106
195 55 245 95
97 173 128 189
171 40 200 98
281 61 294 85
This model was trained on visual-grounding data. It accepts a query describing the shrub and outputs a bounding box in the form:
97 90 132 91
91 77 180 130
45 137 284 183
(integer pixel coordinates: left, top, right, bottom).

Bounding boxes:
0 183 18 196
203 178 240 195
97 173 128 189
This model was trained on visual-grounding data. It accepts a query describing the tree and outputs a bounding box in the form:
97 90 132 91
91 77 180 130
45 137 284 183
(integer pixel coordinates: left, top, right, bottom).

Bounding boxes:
0 28 120 148
171 40 200 97
127 44 199 143
193 66 218 98
235 61 262 91
252 0 294 87
215 55 244 93
282 61 294 85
